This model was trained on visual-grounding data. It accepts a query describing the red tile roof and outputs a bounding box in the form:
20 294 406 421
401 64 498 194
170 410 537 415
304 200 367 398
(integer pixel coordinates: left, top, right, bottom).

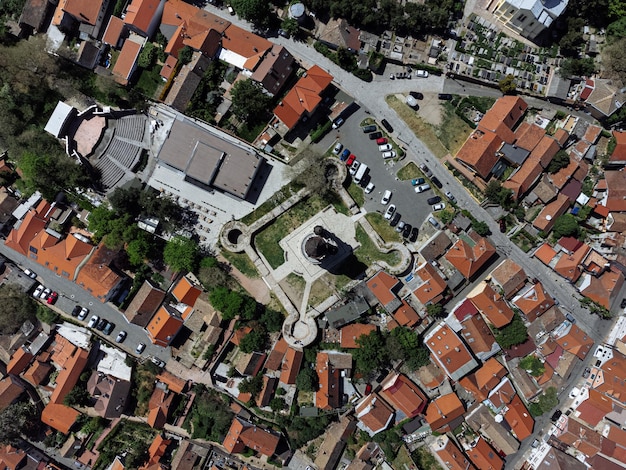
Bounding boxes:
432 435 476 470
577 388 613 427
340 323 376 348
0 445 26 470
534 243 557 265
456 129 503 180
103 15 125 47
279 347 302 385
264 337 288 371
156 371 186 394
75 242 124 302
412 263 448 305
50 347 88 405
555 324 594 359
59 0 103 25
123 0 160 34
452 298 479 321
5 208 48 255
392 299 421 328
366 271 400 310
468 282 514 328
112 39 142 85
459 357 507 401
146 305 184 347
466 437 504 470
354 393 394 435
380 372 427 418
610 131 626 163
444 236 496 279
171 276 202 307
316 352 342 410
514 122 545 152
513 282 555 322
147 386 174 429
504 394 534 441
33 234 93 280
6 347 33 376
532 194 571 233
478 96 527 144
425 323 477 381
41 403 80 434
425 392 465 432
554 243 590 282
580 268 625 309
460 314 498 358
223 418 280 456
490 259 527 299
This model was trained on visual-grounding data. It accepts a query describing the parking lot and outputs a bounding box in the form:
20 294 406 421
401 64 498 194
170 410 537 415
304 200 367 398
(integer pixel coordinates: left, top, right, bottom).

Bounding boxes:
319 107 447 242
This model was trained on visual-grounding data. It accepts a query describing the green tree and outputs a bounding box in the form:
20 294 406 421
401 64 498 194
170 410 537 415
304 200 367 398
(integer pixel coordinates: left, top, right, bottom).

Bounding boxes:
484 180 513 209
260 308 284 332
559 17 585 56
281 18 299 36
498 74 517 94
178 46 193 65
230 79 271 124
426 303 444 317
209 287 257 320
547 150 570 174
552 214 579 239
269 397 286 412
558 58 596 78
231 0 273 27
163 235 199 273
0 284 36 334
519 355 545 377
238 374 264 396
335 47 357 72
138 42 157 69
530 387 559 416
36 304 59 325
0 402 39 445
295 367 318 392
472 220 490 236
64 385 92 406
126 234 151 266
493 313 528 349
353 330 387 376
239 329 268 353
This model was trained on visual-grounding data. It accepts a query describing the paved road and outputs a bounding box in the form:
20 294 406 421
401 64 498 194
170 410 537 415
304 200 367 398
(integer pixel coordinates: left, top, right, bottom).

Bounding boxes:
0 243 171 362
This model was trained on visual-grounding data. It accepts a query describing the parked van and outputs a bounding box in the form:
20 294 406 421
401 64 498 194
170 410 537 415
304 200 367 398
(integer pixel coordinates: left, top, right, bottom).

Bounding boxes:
354 163 369 184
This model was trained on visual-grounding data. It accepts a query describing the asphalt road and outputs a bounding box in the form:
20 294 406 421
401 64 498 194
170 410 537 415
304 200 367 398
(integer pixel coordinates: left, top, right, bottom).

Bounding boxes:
0 243 171 362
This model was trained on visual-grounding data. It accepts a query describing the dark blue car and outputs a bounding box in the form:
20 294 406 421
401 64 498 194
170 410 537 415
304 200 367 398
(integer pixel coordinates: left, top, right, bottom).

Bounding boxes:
340 148 351 161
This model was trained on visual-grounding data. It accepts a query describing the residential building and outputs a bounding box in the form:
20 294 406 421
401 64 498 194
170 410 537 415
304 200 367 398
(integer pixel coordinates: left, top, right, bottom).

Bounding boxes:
170 275 202 320
23 360 52 387
412 262 449 305
256 376 277 408
41 403 80 435
124 281 166 328
468 282 514 328
147 383 174 429
425 322 478 381
391 300 421 329
29 231 93 280
579 267 625 309
314 417 356 470
123 0 161 37
112 37 143 85
366 271 401 312
425 392 465 432
460 357 508 402
6 347 33 376
75 242 126 302
222 417 280 457
532 194 570 233
265 338 288 371
485 377 516 412
0 376 24 412
87 371 131 418
145 304 184 347
379 372 427 419
249 44 295 97
553 323 594 359
490 0 569 41
512 282 555 322
466 437 504 470
554 243 590 283
316 351 343 410
140 434 172 470
340 323 376 349
279 347 302 385
19 0 55 33
465 403 520 456
5 200 50 256
609 130 626 167
489 259 527 299
444 234 496 280
325 298 370 329
420 231 453 262
52 0 110 38
354 393 394 436
431 435 476 470
318 18 360 51
164 51 211 112
459 314 501 360
503 394 534 441
102 15 126 48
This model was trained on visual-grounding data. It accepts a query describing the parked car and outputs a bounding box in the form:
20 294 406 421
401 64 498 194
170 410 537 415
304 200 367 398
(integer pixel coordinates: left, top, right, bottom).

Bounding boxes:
551 409 563 422
364 182 375 194
40 287 51 300
23 268 36 279
46 292 58 304
78 307 89 321
380 119 393 133
395 220 406 233
340 148 350 161
621 298 626 309
368 131 382 140
384 204 396 220
136 343 146 354
582 367 591 378
362 124 377 133
378 144 392 152
420 164 432 177
428 216 440 229
382 151 396 159
116 331 127 343
71 305 81 317
332 117 344 129
402 224 412 238
427 196 442 205
415 184 431 193
88 315 100 328
499 219 507 233
278 28 290 38
346 154 356 166
33 284 44 298
431 176 443 188
416 70 429 77
410 91 424 100
96 318 107 331
565 312 576 323
389 73 395 79
349 160 360 176
438 93 453 100
432 202 446 211
381 190 392 205
445 190 456 203
390 212 401 227
409 227 419 242
103 322 115 335
376 137 388 145
411 178 425 186
332 142 343 155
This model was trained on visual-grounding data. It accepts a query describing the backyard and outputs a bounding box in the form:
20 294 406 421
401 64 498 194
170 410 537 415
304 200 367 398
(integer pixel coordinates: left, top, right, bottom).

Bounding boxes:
94 420 156 470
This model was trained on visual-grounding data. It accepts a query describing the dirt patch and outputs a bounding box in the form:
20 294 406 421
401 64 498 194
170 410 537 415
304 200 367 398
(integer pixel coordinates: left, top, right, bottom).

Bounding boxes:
279 273 306 308
218 254 270 304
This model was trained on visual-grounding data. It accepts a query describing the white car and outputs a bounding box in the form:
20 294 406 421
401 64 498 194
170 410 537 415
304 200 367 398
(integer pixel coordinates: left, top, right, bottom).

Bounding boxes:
88 315 100 328
136 343 146 354
381 190 392 205
40 287 51 300
349 161 360 176
384 204 396 220
78 307 89 321
395 220 406 233
378 144 392 152
33 284 44 298
432 202 446 211
415 184 431 193
382 151 396 159
332 142 343 155
23 269 36 279
416 70 429 78
364 182 375 194
445 191 456 203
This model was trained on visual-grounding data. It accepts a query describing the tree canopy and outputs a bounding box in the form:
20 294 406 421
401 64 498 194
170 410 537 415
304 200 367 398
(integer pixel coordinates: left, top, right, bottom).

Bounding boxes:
230 0 273 27
295 367 318 392
230 79 271 124
0 402 38 445
493 313 528 349
0 284 36 334
547 150 570 174
239 329 268 353
552 214 579 239
163 235 199 273
208 287 258 321
498 74 517 95
519 355 546 377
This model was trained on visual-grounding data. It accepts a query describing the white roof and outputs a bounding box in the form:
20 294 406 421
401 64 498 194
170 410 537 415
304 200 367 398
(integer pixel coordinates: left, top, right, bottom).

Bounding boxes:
12 191 42 220
57 322 92 349
44 101 74 138
97 343 132 381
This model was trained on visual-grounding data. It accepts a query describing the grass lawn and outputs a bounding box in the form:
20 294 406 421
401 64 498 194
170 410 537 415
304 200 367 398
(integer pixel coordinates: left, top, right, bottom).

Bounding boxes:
386 95 448 158
237 120 267 143
220 250 259 278
280 273 306 307
437 102 473 156
412 447 444 470
347 182 365 207
309 276 333 307
355 223 400 266
240 181 301 226
365 212 401 243
393 445 417 470
135 64 162 98
255 194 341 269
397 161 423 181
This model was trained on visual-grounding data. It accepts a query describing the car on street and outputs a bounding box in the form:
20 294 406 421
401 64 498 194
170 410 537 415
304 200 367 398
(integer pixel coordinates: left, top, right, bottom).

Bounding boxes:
362 124 377 133
565 312 576 323
364 182 375 194
389 73 395 79
499 219 507 233
431 176 443 188
376 137 388 145
349 160 360 175
582 367 591 378
78 307 89 321
71 305 81 317
415 184 431 193
411 178 425 186
88 315 99 328
332 142 343 155
551 410 562 422
432 202 446 211
390 212 401 227
151 356 166 368
427 196 442 205
402 224 412 238
384 204 396 220
410 91 424 100
378 144 392 152
40 287 51 300
33 284 44 298
136 343 146 354
23 268 36 279
409 227 419 242
368 131 382 140
46 292 58 304
96 318 107 331
420 164 432 177
438 93 453 100
395 220 406 232
364 384 372 395
345 154 356 166
428 216 440 229
381 151 396 159
381 190 392 205
340 148 350 161
381 119 393 133
332 117 344 129
416 70 429 77
116 331 127 343
445 190 456 203
621 298 626 309
103 322 115 335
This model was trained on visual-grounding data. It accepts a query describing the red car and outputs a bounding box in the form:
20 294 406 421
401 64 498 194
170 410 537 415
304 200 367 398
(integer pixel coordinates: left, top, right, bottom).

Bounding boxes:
345 154 356 166
376 137 388 145
47 292 58 304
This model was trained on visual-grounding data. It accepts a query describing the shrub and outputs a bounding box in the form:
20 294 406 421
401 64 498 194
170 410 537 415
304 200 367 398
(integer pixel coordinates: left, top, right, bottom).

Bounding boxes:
353 68 373 82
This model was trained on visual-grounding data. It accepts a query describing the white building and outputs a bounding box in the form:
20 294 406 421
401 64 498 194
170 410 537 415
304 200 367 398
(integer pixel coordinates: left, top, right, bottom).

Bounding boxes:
490 0 569 41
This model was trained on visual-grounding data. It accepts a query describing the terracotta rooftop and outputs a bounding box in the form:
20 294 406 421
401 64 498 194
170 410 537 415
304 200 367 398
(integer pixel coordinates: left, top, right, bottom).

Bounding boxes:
412 263 448 306
379 372 427 419
425 392 465 432
123 280 166 328
504 394 534 441
512 282 555 322
0 376 24 412
490 259 527 299
452 298 479 321
75 242 124 302
156 371 187 394
610 130 626 164
366 271 401 312
41 403 80 434
503 155 542 199
514 122 545 152
460 314 499 359
456 129 503 180
468 282 514 328
431 435 476 470
171 276 202 307
5 207 48 255
6 347 33 376
577 388 613 427
50 347 89 405
478 96 527 144
534 243 557 266
444 235 496 280
279 347 302 385
123 0 160 35
147 386 174 429
554 243 590 282
145 305 184 347
102 15 125 47
354 393 394 436
580 268 624 309
554 128 570 146
459 357 507 401
112 39 142 85
466 437 504 470
340 323 376 349
316 351 343 410
223 417 279 456
59 0 103 25
554 324 594 359
264 337 288 371
425 323 478 382
532 194 571 233
392 299 421 328
23 360 52 386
